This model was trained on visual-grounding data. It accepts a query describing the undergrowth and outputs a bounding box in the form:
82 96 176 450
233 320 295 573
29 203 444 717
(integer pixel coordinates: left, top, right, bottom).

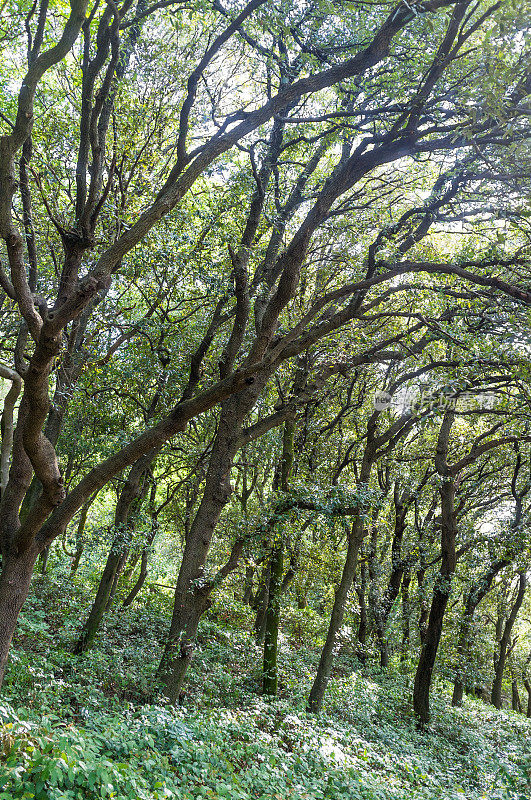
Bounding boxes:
0 572 529 800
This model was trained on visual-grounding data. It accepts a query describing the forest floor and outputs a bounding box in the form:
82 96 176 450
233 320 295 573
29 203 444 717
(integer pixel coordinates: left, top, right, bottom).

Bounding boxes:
0 571 530 800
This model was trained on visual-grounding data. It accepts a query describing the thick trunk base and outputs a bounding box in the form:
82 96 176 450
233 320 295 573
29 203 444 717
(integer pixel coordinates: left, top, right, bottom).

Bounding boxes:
452 680 464 707
0 547 40 688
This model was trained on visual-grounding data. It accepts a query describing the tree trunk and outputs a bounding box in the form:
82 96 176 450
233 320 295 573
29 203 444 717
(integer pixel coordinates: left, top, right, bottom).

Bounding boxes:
413 580 454 725
39 544 50 574
156 392 288 702
307 516 365 713
105 546 130 610
376 625 389 669
73 450 156 653
17 402 68 526
121 547 150 608
262 543 283 696
121 519 158 608
118 547 142 589
69 496 95 575
307 417 382 714
523 678 531 718
0 366 22 495
452 555 510 707
70 542 84 575
451 607 473 708
452 678 464 707
400 569 411 662
242 565 254 604
375 481 409 669
355 550 368 662
511 679 521 712
254 562 271 645
73 537 124 653
417 564 429 644
413 413 457 726
491 572 526 709
156 386 264 703
0 545 40 687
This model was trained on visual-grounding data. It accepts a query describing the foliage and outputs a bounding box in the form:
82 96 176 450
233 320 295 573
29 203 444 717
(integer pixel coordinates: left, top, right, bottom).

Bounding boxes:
1 582 530 800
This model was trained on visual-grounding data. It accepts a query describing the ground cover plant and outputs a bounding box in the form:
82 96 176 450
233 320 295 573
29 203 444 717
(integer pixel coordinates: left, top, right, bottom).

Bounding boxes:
1 0 531 797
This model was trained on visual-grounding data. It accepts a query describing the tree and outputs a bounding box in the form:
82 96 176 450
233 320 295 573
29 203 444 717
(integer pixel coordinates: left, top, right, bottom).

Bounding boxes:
491 571 528 709
1 0 530 698
413 395 531 725
451 444 530 706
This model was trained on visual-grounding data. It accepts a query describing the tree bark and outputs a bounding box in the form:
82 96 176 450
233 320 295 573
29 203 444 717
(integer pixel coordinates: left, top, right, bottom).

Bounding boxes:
242 565 254 604
105 546 131 610
0 365 22 495
523 678 531 718
260 417 295 693
73 536 124 654
355 549 368 662
417 564 430 645
0 544 40 685
121 546 151 608
121 504 159 608
70 497 93 575
262 543 284 696
511 679 522 713
254 562 271 645
413 412 457 726
156 384 265 702
374 498 407 668
400 568 411 662
39 545 50 574
413 573 454 725
491 572 526 709
451 556 510 707
70 542 84 576
307 515 365 713
73 449 156 653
